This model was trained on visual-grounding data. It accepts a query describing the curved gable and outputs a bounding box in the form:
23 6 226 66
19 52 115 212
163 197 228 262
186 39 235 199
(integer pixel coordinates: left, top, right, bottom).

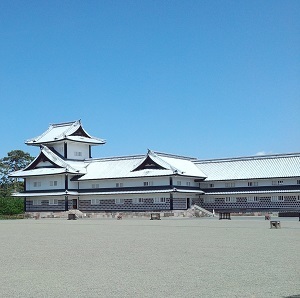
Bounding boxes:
132 155 166 171
25 151 62 171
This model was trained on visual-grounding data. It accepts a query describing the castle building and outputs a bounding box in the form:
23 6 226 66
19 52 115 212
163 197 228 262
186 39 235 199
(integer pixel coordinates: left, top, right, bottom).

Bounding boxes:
10 120 300 213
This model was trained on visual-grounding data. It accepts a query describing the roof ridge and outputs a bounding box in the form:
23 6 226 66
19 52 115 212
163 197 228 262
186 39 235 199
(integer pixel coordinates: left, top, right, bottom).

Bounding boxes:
50 120 80 127
148 151 181 173
196 152 300 164
153 151 197 160
54 121 79 140
88 154 145 162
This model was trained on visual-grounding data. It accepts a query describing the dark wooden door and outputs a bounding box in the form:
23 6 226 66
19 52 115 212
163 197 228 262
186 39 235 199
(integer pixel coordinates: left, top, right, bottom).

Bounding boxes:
72 199 78 209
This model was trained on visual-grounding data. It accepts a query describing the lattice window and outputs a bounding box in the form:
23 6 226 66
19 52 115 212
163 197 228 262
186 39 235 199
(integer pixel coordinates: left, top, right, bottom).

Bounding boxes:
91 199 100 205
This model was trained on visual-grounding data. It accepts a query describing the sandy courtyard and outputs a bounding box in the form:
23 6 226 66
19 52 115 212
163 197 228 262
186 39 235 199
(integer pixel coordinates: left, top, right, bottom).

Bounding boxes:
0 216 299 298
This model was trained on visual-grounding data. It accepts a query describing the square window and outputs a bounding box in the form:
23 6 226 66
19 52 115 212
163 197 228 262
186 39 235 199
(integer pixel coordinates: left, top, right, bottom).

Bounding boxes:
115 198 124 204
49 199 58 205
133 198 144 204
225 197 236 203
204 198 215 203
32 199 41 205
91 199 100 205
33 181 41 187
154 197 166 203
247 196 259 202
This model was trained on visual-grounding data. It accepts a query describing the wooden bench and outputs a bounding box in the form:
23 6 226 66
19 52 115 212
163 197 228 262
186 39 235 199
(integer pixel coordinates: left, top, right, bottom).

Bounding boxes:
219 212 231 220
68 213 76 220
150 213 161 220
270 221 281 229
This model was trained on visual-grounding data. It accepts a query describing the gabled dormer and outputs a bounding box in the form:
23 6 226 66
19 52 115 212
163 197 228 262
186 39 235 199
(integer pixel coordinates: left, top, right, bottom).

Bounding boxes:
132 150 181 174
132 150 207 179
25 120 106 160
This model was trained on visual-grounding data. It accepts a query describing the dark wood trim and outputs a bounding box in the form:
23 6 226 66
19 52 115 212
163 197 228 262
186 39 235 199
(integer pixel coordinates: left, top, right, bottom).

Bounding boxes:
70 126 90 138
65 175 68 190
170 193 173 210
64 143 67 158
64 196 68 211
89 145 92 158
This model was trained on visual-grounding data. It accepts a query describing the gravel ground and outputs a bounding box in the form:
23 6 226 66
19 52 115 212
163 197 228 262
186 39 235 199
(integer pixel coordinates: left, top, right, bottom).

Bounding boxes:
0 216 299 298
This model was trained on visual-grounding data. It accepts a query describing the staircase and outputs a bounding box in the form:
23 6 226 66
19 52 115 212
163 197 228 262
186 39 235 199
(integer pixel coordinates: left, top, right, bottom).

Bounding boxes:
68 209 84 218
192 204 215 217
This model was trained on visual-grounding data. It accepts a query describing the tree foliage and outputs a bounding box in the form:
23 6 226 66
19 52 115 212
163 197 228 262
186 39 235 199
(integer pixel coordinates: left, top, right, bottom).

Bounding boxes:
0 150 34 215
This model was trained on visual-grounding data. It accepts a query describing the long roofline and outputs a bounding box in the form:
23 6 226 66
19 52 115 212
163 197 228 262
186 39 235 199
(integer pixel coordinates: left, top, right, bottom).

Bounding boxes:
196 152 300 164
85 150 198 162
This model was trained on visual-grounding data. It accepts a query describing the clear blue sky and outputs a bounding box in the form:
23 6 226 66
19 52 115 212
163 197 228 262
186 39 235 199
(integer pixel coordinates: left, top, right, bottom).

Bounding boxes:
1 0 299 160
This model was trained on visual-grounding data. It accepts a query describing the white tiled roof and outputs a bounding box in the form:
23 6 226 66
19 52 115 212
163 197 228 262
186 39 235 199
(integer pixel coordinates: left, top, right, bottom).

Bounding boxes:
196 153 300 181
78 151 207 180
204 189 300 195
26 120 105 145
156 152 206 178
10 168 70 177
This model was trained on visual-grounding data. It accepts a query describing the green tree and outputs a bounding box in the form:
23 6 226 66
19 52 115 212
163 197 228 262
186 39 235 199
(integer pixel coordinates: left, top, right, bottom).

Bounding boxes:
0 150 34 215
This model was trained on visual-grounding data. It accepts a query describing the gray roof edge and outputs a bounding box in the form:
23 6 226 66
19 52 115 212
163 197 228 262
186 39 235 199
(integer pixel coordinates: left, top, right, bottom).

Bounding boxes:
195 152 300 164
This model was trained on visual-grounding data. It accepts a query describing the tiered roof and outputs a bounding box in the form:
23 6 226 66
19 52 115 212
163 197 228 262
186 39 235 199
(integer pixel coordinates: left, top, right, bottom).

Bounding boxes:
26 120 105 145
